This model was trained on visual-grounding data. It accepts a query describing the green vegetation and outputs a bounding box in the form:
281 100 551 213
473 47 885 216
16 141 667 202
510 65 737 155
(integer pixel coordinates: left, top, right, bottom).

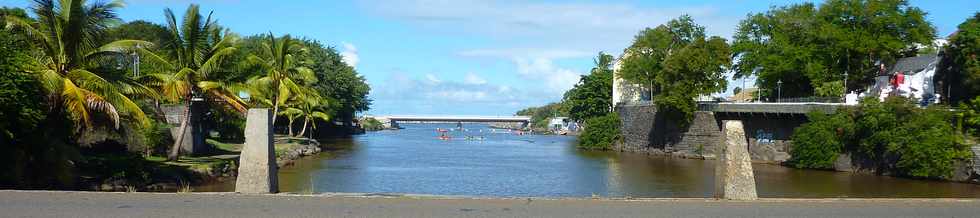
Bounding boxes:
577 113 621 150
618 15 731 125
516 102 567 130
4 0 154 129
788 111 854 169
0 1 369 189
360 117 385 131
946 13 980 103
732 0 935 98
562 52 614 122
790 97 971 179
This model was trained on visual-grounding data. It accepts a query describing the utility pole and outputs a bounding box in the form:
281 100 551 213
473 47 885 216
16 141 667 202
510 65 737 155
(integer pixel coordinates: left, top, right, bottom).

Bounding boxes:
132 45 141 77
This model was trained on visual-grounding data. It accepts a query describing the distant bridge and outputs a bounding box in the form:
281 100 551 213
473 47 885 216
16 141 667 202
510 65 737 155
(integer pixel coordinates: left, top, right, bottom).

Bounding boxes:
371 115 532 129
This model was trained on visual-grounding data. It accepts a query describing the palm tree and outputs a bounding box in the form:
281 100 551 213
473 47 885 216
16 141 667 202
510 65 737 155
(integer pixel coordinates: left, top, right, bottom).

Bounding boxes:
244 34 314 127
294 96 331 138
4 0 155 130
139 4 246 161
278 88 331 138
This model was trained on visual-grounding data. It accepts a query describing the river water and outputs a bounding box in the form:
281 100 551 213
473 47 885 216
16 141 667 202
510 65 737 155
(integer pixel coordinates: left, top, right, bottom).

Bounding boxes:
203 123 980 198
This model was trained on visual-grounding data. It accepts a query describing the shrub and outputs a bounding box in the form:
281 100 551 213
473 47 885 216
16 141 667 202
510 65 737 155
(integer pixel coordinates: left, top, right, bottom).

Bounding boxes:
577 113 621 150
788 110 854 169
139 119 173 156
788 96 972 179
360 117 385 131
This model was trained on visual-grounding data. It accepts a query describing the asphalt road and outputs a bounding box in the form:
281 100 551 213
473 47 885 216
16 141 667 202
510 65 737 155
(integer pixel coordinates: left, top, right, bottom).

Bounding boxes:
1 191 979 217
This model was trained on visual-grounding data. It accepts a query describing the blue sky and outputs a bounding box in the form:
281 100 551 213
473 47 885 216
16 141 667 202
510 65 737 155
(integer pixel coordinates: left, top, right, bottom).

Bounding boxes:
3 0 977 116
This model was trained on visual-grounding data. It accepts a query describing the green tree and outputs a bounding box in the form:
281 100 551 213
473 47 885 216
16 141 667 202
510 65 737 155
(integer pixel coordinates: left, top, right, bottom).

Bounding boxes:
1 7 76 188
106 20 170 46
3 0 155 130
619 15 730 124
243 34 315 128
138 5 247 161
516 102 566 130
619 15 705 100
277 87 331 138
562 52 614 122
946 12 980 103
732 0 935 98
656 36 731 121
300 39 371 126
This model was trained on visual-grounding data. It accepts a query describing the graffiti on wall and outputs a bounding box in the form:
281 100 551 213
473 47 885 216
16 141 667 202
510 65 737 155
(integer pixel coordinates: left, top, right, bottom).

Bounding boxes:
755 129 774 145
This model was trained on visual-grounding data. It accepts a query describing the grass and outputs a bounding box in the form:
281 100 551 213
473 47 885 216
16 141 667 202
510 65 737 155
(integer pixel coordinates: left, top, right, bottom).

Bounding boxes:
207 139 243 152
145 155 236 174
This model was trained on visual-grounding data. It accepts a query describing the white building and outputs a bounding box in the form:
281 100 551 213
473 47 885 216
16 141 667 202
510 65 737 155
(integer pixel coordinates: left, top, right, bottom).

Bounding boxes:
861 54 941 105
612 52 649 106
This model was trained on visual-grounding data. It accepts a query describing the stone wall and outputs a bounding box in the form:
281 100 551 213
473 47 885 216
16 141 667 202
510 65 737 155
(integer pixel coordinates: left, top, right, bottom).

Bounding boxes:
615 103 659 154
161 104 208 155
616 104 807 163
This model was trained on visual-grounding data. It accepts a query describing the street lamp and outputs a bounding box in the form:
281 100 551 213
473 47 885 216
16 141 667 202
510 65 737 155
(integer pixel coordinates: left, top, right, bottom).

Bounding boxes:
777 80 782 102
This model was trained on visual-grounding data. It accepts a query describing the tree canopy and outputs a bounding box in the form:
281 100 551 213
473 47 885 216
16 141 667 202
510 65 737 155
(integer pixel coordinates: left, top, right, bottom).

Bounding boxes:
562 52 614 122
300 39 371 123
946 12 980 103
618 15 731 124
732 0 936 98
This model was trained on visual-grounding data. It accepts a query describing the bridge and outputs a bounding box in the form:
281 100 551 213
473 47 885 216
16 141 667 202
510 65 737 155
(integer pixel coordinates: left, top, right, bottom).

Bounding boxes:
697 102 849 115
370 115 532 129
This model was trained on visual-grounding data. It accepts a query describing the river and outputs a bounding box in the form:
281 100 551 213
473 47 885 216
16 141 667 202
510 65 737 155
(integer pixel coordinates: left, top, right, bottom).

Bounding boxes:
200 123 980 198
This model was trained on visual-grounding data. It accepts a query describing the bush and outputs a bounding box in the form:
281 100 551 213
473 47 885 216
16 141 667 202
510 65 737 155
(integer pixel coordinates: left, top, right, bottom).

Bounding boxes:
360 117 384 131
788 110 854 169
788 96 971 179
577 113 621 150
139 119 173 156
854 97 971 178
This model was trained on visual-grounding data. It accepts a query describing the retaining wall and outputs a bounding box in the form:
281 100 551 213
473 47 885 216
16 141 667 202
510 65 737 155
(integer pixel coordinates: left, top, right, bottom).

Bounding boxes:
616 104 804 163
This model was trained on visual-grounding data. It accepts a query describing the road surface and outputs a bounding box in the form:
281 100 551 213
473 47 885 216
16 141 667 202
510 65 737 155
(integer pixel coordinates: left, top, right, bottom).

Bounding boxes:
1 191 979 217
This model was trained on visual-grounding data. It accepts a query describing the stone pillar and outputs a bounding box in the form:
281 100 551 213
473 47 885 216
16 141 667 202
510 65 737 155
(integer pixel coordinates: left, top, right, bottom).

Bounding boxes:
235 108 278 194
714 120 758 200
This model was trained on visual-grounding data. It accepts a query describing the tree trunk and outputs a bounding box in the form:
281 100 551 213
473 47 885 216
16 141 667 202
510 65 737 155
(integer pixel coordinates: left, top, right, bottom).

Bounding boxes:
297 117 309 138
287 117 295 137
167 102 191 161
271 100 279 127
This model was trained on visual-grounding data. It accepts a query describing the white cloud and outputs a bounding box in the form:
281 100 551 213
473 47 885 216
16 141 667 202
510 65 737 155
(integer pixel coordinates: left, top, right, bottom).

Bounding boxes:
457 48 591 60
424 73 442 83
374 72 522 104
340 42 360 68
463 72 487 85
514 57 582 93
361 0 737 51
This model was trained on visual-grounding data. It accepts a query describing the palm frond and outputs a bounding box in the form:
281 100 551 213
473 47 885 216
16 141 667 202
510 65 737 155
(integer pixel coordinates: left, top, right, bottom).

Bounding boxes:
197 46 237 79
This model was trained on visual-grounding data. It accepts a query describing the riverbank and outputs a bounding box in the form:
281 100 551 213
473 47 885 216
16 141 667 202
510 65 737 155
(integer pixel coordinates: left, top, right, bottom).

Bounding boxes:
89 136 324 192
2 190 978 218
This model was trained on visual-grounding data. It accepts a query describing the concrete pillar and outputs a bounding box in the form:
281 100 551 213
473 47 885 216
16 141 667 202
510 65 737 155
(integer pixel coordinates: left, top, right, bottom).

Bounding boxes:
235 108 278 194
714 120 758 200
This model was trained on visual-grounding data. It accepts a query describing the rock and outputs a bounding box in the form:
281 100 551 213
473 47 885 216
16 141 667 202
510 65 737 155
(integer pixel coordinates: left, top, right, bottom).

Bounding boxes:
235 109 278 194
714 120 758 200
749 142 791 163
834 153 854 172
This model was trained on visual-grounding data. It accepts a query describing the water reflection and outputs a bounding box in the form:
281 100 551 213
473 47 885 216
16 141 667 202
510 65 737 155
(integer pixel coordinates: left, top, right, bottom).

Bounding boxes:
202 123 980 198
